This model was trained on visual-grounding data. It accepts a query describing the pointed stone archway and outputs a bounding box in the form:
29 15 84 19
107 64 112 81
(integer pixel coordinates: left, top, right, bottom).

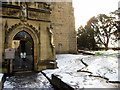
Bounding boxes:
7 24 40 73
12 31 34 72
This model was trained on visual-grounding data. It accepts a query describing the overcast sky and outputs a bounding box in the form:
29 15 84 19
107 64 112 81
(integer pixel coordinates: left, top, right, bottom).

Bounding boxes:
72 0 119 30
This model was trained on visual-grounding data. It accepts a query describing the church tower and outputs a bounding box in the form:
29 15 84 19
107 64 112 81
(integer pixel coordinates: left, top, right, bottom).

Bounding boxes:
51 1 77 54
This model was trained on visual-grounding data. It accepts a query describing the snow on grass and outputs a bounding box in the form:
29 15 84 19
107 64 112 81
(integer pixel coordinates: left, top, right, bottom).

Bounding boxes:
43 51 119 88
95 50 119 56
82 50 119 81
4 51 119 89
54 72 115 88
43 54 90 78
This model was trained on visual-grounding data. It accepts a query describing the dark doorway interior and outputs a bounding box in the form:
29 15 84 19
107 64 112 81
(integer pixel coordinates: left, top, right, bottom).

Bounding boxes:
13 31 34 72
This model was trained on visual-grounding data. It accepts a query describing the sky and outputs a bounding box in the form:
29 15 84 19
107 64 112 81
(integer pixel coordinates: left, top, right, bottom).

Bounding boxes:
72 0 119 30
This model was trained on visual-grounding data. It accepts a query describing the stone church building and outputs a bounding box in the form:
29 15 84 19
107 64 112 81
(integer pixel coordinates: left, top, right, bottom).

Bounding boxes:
0 1 77 73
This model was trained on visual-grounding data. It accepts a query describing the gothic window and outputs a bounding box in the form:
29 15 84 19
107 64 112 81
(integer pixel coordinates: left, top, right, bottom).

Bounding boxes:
58 43 62 49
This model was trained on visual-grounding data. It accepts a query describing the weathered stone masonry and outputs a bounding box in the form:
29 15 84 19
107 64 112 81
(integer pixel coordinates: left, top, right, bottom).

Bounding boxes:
0 1 77 73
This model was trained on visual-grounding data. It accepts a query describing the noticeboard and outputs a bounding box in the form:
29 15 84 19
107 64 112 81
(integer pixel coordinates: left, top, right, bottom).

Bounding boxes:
4 48 15 59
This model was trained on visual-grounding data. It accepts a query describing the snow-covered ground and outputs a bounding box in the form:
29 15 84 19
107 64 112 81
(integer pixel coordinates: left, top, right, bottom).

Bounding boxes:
0 73 3 82
0 73 4 90
3 50 119 89
82 50 119 82
3 72 54 89
43 50 120 88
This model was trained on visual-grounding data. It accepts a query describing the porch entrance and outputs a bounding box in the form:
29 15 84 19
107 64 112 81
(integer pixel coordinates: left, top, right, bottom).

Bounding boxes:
12 31 34 72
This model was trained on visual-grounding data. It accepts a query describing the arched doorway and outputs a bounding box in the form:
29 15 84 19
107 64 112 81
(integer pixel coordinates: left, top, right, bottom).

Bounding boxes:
7 24 39 73
12 31 34 72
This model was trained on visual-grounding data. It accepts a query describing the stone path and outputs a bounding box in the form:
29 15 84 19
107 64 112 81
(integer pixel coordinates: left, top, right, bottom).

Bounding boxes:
3 72 54 89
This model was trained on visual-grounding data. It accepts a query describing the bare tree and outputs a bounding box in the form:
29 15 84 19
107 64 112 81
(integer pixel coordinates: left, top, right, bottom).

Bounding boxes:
87 14 117 50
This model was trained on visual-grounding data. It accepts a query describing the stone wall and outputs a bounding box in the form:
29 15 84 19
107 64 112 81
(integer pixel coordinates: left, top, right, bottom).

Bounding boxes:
51 2 77 54
0 17 2 73
1 2 56 73
0 1 77 73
